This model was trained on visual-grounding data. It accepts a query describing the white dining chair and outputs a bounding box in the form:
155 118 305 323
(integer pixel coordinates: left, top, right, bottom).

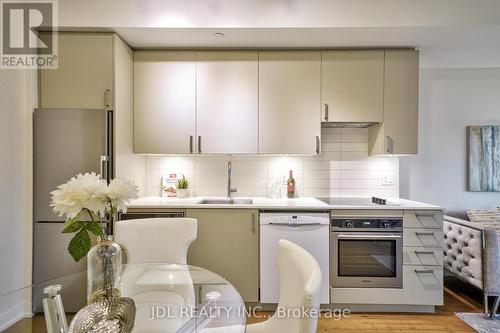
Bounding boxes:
246 239 322 333
115 218 198 333
114 217 198 264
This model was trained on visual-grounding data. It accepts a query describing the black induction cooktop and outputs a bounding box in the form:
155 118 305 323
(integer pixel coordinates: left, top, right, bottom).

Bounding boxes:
315 197 401 206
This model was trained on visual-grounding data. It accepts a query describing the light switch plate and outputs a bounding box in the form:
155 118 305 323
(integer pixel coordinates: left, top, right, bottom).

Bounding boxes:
381 170 395 186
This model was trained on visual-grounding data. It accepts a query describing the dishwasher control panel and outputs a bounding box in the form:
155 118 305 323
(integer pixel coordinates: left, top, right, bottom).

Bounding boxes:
260 212 330 225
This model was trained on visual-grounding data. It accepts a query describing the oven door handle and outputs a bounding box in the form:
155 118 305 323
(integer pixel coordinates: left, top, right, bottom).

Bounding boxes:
337 234 402 239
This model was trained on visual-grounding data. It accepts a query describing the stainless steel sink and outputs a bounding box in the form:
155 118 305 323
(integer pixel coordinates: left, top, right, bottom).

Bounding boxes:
198 198 253 205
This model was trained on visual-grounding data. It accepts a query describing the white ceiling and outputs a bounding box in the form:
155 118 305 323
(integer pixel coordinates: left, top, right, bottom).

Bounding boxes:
58 0 500 28
56 0 500 67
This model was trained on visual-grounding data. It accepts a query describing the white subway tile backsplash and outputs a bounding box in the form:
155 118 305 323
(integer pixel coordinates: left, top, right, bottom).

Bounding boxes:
303 159 331 170
194 187 226 197
303 188 331 197
340 169 379 179
145 128 399 198
330 178 341 189
340 188 380 197
303 179 330 189
341 133 368 143
341 179 379 189
341 142 368 152
321 133 341 143
322 142 341 151
341 159 378 170
304 169 330 179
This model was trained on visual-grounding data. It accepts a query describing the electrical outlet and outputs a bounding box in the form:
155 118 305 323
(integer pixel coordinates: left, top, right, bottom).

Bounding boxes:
381 170 395 186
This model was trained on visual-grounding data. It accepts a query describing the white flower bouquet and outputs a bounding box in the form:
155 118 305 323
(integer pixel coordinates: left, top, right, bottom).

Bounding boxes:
51 173 139 261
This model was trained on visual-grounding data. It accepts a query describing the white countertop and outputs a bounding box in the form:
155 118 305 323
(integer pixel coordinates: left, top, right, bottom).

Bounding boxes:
127 196 443 211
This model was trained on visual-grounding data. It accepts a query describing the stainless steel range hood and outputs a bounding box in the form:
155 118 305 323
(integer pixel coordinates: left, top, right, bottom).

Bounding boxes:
321 122 379 128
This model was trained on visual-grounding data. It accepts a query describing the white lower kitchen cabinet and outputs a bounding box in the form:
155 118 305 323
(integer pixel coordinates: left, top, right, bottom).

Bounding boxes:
196 51 258 154
186 209 259 302
403 265 443 305
331 288 403 305
403 210 443 229
258 51 321 154
403 247 442 266
404 228 444 248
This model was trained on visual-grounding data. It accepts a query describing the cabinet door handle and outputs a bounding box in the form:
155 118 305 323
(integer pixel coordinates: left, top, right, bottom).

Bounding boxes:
386 136 394 154
198 136 202 154
324 103 329 121
251 213 257 234
316 136 320 154
415 213 436 218
414 250 435 255
189 135 193 154
104 88 111 109
414 269 434 274
415 231 435 236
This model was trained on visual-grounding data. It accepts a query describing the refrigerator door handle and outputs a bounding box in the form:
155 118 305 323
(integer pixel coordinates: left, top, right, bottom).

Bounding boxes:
104 110 113 183
100 155 110 181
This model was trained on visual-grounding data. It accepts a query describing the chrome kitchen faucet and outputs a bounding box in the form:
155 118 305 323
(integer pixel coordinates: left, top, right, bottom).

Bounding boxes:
227 161 237 198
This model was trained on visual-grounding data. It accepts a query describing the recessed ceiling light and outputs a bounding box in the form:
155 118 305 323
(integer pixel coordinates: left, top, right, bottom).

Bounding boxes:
214 32 225 38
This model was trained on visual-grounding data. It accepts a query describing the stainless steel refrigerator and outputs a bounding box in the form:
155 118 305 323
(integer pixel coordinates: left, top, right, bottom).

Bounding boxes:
33 108 113 312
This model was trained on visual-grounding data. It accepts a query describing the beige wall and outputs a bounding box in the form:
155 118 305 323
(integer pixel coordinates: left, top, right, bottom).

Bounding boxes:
400 67 500 217
0 70 35 329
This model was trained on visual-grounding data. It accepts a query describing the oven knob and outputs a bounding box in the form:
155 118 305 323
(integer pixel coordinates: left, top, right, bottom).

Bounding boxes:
382 222 391 228
345 222 354 228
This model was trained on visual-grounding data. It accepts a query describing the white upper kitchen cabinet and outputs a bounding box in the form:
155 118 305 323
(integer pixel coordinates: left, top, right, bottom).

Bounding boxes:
39 33 113 109
321 50 384 123
369 49 419 155
196 51 258 154
258 51 322 154
134 51 196 154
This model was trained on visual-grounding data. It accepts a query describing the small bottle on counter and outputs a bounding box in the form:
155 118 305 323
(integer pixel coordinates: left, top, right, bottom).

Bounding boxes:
287 170 295 198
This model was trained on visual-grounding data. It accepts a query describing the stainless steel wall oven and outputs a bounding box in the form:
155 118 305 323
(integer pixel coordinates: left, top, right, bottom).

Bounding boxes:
331 217 403 288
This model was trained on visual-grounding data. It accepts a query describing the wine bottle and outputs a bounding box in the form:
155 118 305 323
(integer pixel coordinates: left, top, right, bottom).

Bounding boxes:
287 170 295 198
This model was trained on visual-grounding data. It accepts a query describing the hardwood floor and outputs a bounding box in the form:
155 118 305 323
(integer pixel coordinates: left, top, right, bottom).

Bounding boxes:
4 289 480 333
248 289 480 332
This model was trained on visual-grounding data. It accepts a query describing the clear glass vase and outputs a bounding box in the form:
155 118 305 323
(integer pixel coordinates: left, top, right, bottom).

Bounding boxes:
87 235 122 303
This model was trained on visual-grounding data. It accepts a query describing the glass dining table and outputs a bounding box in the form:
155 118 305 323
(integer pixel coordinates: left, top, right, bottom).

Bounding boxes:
34 263 247 333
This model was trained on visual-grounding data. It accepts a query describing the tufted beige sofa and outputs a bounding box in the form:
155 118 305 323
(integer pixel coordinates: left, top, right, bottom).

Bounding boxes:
443 215 500 318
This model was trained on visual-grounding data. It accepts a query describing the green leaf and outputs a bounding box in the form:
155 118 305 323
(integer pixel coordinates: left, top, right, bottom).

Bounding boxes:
68 229 91 262
63 215 80 231
62 220 86 233
86 221 104 236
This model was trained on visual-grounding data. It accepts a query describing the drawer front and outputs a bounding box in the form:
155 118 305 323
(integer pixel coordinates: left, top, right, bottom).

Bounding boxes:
403 265 443 305
404 228 443 248
403 247 442 266
404 211 443 229
331 287 403 305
